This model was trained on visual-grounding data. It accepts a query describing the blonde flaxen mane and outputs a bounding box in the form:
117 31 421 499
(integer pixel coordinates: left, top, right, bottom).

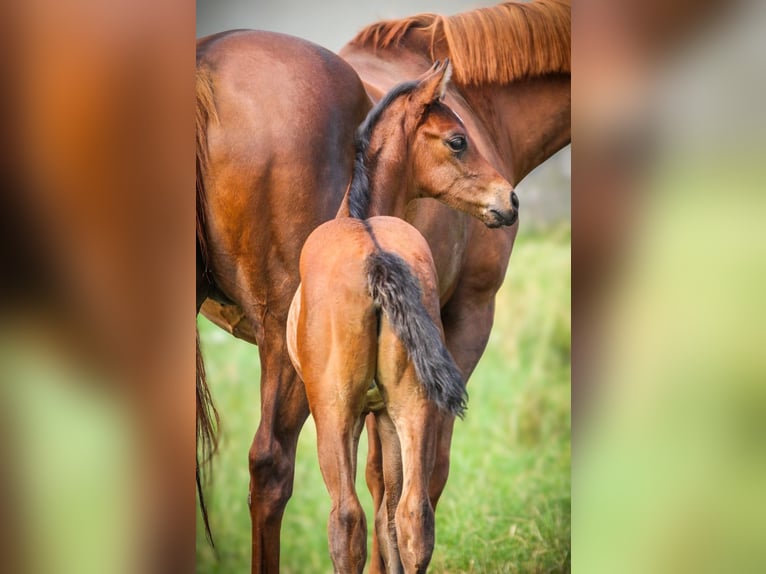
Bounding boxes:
349 0 570 86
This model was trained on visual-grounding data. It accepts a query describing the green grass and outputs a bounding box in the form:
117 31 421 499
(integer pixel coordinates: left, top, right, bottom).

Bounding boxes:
196 224 570 573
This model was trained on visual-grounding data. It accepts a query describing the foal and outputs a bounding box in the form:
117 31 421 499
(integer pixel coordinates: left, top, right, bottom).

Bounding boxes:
286 61 517 573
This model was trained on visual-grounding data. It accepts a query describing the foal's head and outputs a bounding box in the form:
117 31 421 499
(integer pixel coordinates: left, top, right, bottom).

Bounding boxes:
351 59 518 228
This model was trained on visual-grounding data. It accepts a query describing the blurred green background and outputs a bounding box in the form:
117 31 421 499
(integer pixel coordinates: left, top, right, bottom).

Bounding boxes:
195 224 571 573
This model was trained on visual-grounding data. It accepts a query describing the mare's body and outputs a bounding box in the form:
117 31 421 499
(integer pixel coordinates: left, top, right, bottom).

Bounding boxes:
338 4 570 568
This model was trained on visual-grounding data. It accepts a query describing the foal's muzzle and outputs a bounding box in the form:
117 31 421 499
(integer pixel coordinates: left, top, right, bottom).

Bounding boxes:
486 190 519 228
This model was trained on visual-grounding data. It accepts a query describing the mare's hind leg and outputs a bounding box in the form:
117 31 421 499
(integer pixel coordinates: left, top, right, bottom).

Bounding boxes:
248 316 310 574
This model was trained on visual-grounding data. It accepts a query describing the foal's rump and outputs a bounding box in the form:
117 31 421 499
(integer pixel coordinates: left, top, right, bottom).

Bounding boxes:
288 216 466 416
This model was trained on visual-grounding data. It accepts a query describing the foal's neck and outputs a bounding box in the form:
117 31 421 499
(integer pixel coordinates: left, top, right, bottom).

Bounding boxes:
337 138 414 220
366 155 413 218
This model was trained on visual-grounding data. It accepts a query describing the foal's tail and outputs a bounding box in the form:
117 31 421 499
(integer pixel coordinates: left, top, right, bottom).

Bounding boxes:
196 67 219 545
366 250 467 418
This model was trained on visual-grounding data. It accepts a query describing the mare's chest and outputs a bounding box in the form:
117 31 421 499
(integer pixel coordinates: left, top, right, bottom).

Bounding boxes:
405 199 471 306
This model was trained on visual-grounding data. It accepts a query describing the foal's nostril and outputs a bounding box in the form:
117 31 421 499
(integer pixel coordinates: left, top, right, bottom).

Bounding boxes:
511 191 520 210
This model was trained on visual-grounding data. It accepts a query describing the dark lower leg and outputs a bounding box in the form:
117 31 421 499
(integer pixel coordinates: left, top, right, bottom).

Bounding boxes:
248 335 309 574
248 425 302 573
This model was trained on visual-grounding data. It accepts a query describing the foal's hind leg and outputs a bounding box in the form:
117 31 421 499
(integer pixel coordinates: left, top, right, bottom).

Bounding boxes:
390 396 438 574
426 414 455 510
296 284 377 573
313 399 368 573
377 332 439 573
368 406 452 573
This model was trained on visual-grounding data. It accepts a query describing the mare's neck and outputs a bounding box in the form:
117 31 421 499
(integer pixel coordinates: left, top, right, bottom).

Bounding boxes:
340 42 570 186
459 75 571 185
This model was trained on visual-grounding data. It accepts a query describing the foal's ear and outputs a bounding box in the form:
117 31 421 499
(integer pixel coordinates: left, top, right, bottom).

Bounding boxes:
414 58 453 105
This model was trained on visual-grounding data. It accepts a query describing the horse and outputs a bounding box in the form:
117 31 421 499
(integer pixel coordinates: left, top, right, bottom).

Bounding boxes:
286 61 517 573
337 2 570 568
196 2 569 570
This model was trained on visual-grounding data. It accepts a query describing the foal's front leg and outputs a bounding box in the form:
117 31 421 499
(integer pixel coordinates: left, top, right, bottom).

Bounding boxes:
372 411 404 574
365 415 389 574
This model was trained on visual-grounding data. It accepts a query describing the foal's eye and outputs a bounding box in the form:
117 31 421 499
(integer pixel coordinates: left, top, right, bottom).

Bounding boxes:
446 135 467 154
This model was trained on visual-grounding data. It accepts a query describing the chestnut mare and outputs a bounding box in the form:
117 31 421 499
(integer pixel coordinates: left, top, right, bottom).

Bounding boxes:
196 2 569 572
338 2 570 569
196 30 370 563
286 61 516 573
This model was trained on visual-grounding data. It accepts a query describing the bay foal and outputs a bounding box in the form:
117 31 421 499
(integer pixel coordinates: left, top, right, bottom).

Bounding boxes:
287 61 517 573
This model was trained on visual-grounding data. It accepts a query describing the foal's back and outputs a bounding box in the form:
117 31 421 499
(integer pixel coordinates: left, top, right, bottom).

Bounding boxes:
287 216 440 402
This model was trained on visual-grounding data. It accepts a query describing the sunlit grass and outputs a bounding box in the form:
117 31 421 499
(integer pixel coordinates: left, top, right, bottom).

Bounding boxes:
196 224 570 573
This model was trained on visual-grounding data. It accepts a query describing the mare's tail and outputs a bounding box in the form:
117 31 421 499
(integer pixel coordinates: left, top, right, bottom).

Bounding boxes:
196 67 219 545
196 67 217 286
366 250 467 417
196 326 219 545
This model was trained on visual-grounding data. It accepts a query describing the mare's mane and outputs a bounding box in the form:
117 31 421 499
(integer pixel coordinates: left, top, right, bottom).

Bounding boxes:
348 0 570 86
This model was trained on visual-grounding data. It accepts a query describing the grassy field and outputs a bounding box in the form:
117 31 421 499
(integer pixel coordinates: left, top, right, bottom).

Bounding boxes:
196 225 571 573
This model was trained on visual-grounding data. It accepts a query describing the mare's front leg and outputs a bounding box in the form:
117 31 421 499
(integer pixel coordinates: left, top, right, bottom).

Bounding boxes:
424 285 497 513
428 222 518 511
248 314 310 574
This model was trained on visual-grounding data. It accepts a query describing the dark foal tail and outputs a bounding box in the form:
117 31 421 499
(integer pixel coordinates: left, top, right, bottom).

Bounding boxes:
366 250 467 418
196 67 219 545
